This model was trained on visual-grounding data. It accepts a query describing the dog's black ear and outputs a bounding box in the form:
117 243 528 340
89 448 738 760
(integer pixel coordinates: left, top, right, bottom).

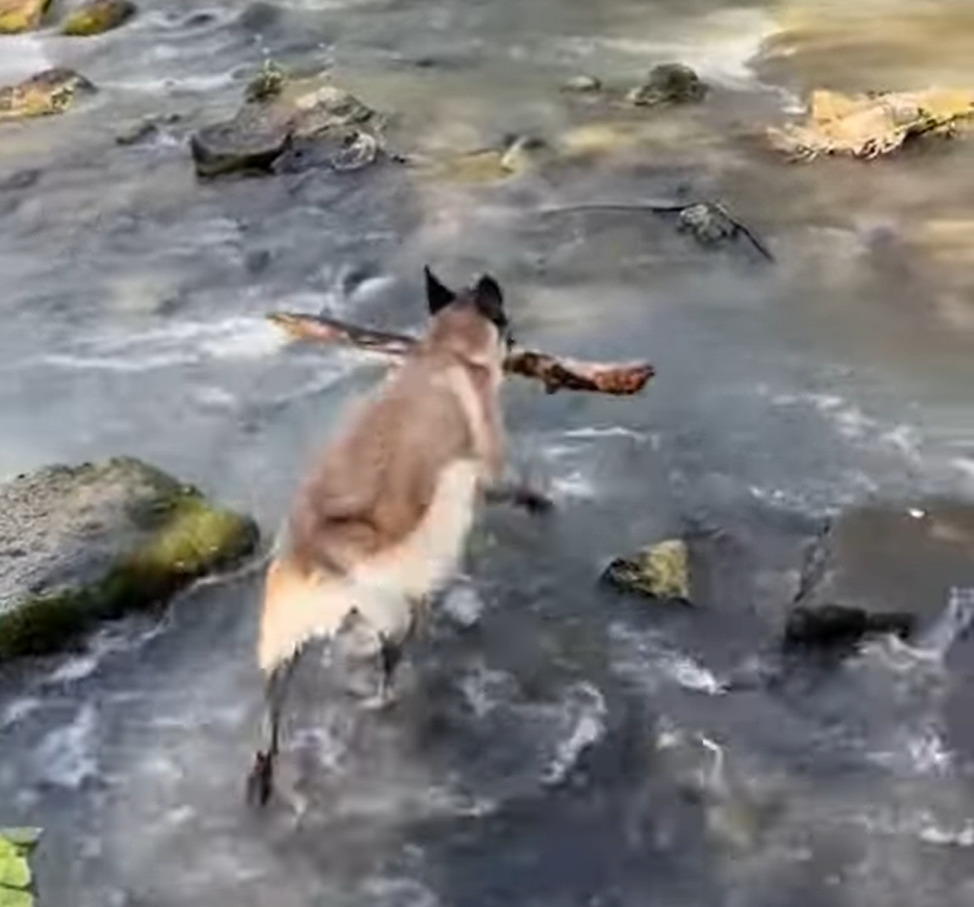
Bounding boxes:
425 266 456 315
473 274 506 327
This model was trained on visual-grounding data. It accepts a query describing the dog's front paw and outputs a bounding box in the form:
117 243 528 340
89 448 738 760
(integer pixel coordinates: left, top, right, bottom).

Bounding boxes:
514 486 555 515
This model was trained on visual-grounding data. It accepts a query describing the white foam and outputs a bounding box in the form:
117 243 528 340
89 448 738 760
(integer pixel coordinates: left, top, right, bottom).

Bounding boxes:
34 704 99 789
541 682 607 786
38 317 289 372
580 8 779 88
1 697 42 729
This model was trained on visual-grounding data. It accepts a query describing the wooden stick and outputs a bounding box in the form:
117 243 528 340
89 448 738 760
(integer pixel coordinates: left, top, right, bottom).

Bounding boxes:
268 311 655 396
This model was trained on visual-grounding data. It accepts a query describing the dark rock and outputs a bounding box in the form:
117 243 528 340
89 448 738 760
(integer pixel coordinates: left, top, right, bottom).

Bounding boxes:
783 603 915 652
183 11 216 28
0 457 258 660
238 0 282 33
0 169 41 191
190 72 381 178
627 62 708 107
784 499 974 655
191 109 292 177
677 203 736 245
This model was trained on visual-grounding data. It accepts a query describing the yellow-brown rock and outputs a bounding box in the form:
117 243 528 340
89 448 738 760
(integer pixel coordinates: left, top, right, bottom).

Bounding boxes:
0 69 96 122
61 0 136 36
0 0 51 33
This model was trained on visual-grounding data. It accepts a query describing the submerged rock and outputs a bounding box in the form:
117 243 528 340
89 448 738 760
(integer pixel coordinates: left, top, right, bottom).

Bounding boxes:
0 457 258 660
0 0 49 33
0 69 96 121
783 603 915 652
61 0 136 36
627 63 707 107
561 74 602 94
787 499 974 653
602 539 691 602
190 70 382 177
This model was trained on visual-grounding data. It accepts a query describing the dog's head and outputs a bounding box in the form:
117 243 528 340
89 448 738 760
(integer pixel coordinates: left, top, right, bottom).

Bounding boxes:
423 266 513 357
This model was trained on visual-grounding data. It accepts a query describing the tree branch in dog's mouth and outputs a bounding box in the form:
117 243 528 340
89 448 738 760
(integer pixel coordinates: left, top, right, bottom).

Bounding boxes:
267 311 656 396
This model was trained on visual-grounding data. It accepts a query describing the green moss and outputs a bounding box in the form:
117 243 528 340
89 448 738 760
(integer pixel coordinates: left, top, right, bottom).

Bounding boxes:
245 60 286 103
0 489 258 661
61 0 135 36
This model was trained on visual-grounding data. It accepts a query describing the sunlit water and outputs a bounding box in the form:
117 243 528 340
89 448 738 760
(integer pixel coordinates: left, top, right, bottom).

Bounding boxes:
1 0 973 905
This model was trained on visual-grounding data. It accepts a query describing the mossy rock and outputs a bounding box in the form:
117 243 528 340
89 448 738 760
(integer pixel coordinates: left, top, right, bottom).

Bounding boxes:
0 0 50 33
0 457 258 661
0 69 96 122
602 538 691 602
61 0 136 36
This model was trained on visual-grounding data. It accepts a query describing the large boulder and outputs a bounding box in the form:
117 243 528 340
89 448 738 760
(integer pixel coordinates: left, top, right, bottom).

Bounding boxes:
190 70 382 177
0 0 50 33
61 0 136 36
0 68 96 121
787 499 974 649
0 457 259 660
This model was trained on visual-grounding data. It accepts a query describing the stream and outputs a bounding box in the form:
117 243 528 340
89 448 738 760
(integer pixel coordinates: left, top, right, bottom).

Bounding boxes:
1 0 974 904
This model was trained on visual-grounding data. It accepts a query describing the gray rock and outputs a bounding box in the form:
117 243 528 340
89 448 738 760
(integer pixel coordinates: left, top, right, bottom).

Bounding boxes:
627 62 707 107
0 457 258 660
190 73 382 178
787 499 974 651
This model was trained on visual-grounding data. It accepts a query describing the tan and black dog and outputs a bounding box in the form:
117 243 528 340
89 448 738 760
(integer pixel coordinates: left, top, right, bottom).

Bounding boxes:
247 267 547 805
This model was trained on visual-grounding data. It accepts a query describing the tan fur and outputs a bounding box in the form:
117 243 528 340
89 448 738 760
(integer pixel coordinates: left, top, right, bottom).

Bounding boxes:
258 299 506 674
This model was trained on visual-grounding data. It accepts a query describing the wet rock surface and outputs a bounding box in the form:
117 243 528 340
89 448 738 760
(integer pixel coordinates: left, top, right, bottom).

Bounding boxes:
61 0 135 36
0 69 96 122
0 458 258 660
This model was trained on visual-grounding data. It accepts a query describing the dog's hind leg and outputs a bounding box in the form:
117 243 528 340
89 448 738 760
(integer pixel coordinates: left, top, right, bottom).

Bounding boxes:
246 654 298 807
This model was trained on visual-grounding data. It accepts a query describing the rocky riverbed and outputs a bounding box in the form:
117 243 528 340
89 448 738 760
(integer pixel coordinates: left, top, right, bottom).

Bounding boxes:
1 0 973 905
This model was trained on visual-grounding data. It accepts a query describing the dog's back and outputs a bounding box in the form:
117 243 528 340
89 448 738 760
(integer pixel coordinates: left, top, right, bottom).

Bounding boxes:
258 270 509 675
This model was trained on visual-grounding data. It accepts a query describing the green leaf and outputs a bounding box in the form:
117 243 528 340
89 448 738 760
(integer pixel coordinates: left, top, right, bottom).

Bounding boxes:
0 845 30 889
0 885 35 907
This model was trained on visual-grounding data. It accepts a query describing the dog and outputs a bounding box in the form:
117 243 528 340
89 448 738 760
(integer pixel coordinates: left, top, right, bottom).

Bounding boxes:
246 267 548 806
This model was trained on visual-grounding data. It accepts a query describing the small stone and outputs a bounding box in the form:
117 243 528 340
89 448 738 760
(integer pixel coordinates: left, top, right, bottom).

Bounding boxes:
677 203 735 245
0 68 96 121
561 74 602 94
499 135 551 173
602 539 690 601
115 120 158 146
628 62 707 107
61 0 136 36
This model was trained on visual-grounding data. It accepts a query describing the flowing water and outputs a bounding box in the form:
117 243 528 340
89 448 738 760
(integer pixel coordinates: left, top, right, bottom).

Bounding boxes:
1 0 974 904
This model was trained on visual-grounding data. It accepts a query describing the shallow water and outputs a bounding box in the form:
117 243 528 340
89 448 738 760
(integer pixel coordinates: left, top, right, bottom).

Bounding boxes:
1 0 974 905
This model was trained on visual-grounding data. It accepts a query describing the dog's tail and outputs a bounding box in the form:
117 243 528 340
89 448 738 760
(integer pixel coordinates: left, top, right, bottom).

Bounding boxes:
248 555 352 807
